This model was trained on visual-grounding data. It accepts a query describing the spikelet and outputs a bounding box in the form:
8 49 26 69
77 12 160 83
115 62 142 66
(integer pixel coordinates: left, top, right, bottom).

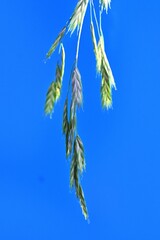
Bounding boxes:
62 98 68 135
68 100 76 153
77 184 88 220
92 35 115 109
102 49 115 90
72 67 83 107
101 62 112 108
45 45 65 115
55 44 65 88
75 135 86 173
67 119 76 157
66 132 73 157
70 135 88 220
64 99 76 157
90 22 101 73
45 82 58 115
100 0 111 13
90 30 115 108
70 154 77 188
68 0 89 34
46 26 66 59
100 37 116 108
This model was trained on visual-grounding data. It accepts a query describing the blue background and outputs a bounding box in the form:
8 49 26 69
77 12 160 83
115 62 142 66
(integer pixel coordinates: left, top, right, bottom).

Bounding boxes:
0 0 160 239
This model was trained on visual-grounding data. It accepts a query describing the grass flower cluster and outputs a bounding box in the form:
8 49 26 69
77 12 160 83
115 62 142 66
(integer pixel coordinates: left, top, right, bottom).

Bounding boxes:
44 0 115 220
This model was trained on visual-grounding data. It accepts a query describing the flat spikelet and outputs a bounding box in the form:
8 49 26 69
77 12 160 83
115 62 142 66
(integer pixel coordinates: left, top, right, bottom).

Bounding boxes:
96 37 104 73
75 135 86 173
68 0 89 34
77 184 88 220
72 67 83 107
101 63 112 108
90 22 101 73
62 98 69 135
70 153 77 188
56 44 65 88
100 0 111 12
93 35 115 108
99 36 115 84
70 135 88 220
102 49 115 90
62 99 72 158
45 45 65 115
100 37 116 109
45 82 58 115
46 26 66 58
67 116 76 157
63 99 77 158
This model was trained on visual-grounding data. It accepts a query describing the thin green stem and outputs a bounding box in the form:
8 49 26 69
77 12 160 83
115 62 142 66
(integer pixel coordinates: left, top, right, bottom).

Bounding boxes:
89 0 93 23
66 63 75 98
99 7 103 36
91 0 101 38
75 0 89 65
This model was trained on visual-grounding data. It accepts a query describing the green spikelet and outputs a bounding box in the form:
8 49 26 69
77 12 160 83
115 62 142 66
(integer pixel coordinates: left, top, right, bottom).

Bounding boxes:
68 0 89 34
77 184 88 220
62 98 69 135
66 104 76 157
45 82 59 115
101 48 116 108
101 63 112 108
93 35 115 109
100 36 115 89
75 135 86 173
70 154 77 188
45 45 65 115
46 26 67 59
66 131 73 157
55 44 65 88
70 135 88 220
72 67 83 107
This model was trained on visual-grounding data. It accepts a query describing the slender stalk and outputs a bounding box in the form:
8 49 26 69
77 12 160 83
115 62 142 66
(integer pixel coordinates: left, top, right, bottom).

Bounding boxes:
75 0 89 65
99 8 103 36
89 0 93 23
66 63 75 98
91 0 101 38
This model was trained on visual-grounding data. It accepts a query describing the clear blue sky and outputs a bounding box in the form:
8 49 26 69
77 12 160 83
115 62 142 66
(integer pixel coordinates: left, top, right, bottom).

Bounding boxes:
0 0 160 239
